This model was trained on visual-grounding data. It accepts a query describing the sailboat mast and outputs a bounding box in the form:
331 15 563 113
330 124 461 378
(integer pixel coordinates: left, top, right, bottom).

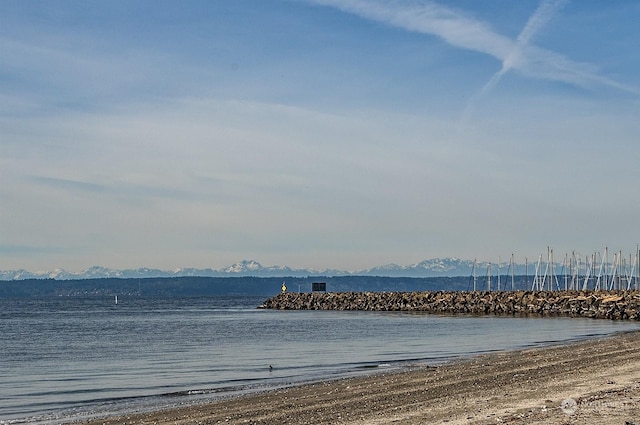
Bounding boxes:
497 256 501 291
473 258 477 291
525 257 528 290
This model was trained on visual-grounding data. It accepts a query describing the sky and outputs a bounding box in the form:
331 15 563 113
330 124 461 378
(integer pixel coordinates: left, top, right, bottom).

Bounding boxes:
1 0 640 272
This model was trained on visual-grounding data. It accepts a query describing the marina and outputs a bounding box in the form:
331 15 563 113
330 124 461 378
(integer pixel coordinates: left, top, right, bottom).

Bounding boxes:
470 246 640 291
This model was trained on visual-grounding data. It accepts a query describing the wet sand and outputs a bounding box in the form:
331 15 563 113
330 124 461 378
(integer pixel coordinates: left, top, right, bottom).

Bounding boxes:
83 331 640 425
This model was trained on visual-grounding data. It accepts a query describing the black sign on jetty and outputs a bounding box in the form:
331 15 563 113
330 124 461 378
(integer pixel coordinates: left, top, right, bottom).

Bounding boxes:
312 282 327 292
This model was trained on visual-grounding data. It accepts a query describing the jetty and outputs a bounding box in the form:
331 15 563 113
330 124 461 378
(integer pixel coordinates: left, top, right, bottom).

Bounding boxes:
260 290 640 320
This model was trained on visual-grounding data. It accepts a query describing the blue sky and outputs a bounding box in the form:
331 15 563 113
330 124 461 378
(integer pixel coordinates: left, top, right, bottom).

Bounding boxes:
1 0 639 272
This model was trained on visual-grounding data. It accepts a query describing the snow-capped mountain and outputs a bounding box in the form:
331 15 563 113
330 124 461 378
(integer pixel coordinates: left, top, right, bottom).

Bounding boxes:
363 258 477 277
0 258 536 281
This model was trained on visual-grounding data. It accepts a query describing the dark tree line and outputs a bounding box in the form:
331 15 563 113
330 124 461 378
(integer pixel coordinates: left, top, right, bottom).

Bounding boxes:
0 276 475 298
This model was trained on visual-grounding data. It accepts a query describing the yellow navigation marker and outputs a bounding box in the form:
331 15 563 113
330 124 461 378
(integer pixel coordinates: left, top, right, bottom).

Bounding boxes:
281 282 287 293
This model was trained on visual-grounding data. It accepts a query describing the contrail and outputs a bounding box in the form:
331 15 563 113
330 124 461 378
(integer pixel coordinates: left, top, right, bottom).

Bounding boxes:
500 0 569 80
518 0 569 46
308 0 640 97
462 0 568 123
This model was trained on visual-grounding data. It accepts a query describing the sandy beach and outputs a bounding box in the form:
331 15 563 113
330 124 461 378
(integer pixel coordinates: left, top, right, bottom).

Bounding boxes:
81 330 640 425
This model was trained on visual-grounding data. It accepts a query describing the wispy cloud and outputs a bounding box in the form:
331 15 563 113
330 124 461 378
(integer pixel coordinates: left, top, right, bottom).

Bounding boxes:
0 244 68 256
29 173 205 204
308 0 640 95
30 175 108 194
308 0 512 58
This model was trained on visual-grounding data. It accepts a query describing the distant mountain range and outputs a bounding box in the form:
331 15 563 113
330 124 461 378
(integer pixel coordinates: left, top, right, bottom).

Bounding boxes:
0 258 542 280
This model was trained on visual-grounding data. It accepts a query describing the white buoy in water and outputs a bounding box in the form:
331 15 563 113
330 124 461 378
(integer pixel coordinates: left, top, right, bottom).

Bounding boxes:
115 295 118 305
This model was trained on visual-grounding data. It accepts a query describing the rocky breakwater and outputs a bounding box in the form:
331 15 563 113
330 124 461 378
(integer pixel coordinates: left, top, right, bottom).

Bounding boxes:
259 290 640 320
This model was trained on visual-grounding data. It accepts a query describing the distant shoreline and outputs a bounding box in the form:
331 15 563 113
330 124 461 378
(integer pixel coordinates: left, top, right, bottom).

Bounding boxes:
6 275 638 298
0 275 477 297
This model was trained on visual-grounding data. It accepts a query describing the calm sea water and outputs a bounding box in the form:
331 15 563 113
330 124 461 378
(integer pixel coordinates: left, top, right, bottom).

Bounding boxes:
1 295 638 424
